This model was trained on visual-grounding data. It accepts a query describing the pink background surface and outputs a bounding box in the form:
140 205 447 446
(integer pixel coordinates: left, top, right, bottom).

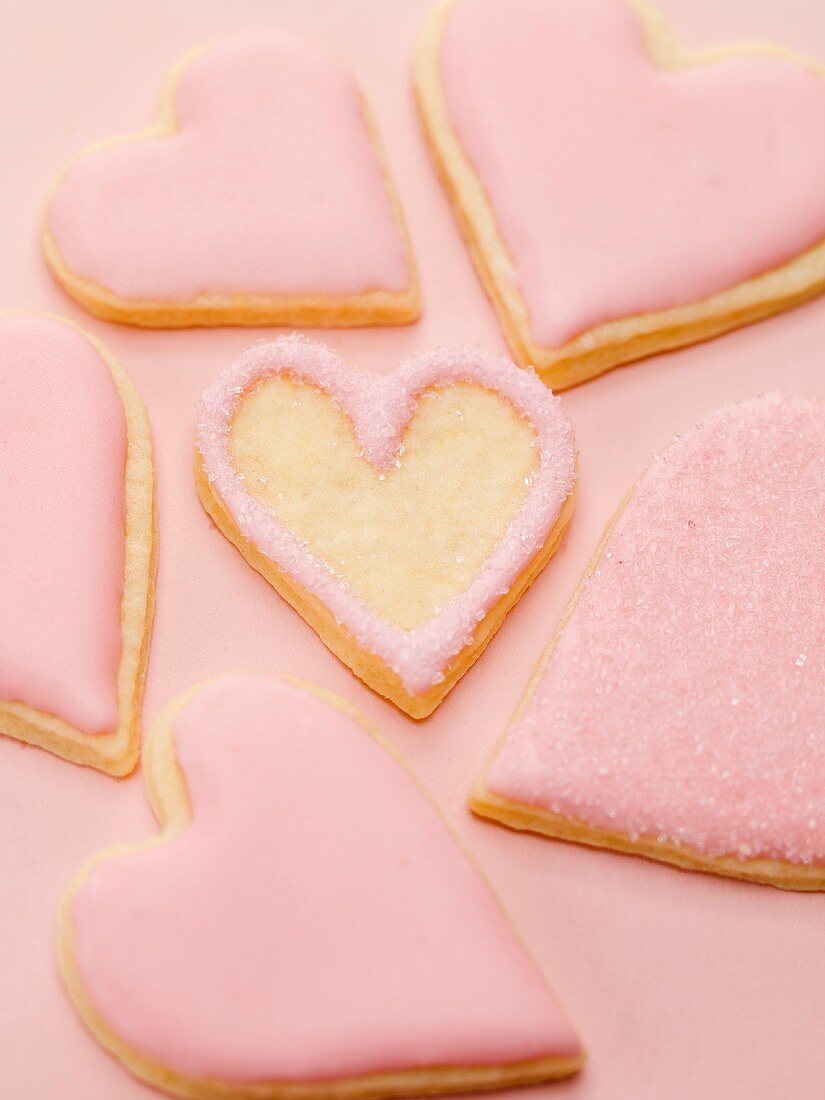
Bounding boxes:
1 1 824 1097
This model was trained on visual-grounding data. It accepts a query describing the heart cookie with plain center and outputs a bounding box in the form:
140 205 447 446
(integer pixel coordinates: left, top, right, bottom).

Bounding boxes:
416 0 825 388
195 337 577 717
472 393 825 890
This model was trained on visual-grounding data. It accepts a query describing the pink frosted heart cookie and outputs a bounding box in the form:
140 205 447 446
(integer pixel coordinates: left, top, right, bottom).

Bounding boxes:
60 673 584 1097
472 394 825 889
44 32 419 328
416 0 825 388
195 337 577 717
0 314 154 775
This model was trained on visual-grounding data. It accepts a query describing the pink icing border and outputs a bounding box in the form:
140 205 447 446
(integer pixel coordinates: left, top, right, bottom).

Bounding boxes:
196 336 576 694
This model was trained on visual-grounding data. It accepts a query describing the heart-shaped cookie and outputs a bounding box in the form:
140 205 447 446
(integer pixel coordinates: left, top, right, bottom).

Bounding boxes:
60 674 583 1097
195 337 576 717
472 394 825 889
44 32 419 328
416 0 825 388
0 314 154 775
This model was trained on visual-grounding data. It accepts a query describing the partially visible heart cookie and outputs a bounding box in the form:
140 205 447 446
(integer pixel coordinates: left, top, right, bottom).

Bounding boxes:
0 314 154 775
60 673 584 1097
472 394 825 889
416 0 825 388
44 32 419 328
195 337 576 717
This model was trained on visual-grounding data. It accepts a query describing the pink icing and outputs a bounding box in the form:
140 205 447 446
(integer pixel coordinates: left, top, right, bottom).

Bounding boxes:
47 32 410 301
439 0 825 348
70 674 581 1081
196 336 576 695
485 394 825 866
0 315 126 735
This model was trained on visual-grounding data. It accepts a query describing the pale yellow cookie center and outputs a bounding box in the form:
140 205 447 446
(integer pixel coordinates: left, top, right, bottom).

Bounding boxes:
229 376 538 630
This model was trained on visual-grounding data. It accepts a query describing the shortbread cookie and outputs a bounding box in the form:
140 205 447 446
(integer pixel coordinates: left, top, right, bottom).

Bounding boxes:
416 0 825 389
60 673 584 1098
472 394 825 889
195 337 576 718
44 32 419 328
0 314 154 775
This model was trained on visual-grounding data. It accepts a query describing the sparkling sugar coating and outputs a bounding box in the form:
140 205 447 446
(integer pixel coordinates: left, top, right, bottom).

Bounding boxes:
196 336 576 694
486 394 825 866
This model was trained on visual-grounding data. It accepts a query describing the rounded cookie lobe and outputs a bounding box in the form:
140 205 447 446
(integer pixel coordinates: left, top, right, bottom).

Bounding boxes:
0 315 126 734
483 394 825 878
67 675 582 1088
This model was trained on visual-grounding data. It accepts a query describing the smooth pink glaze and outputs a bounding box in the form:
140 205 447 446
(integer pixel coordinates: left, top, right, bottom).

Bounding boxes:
0 316 126 734
439 0 825 348
486 394 825 865
196 336 576 695
47 32 410 301
71 674 581 1082
8 3 825 1098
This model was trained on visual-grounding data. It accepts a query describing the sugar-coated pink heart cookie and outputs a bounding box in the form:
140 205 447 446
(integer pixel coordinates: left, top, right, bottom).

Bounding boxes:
195 337 577 718
473 394 825 889
44 32 419 328
60 674 584 1098
417 0 825 388
0 314 154 775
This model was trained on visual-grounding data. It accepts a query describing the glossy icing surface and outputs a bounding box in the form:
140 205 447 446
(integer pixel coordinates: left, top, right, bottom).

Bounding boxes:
0 315 125 734
440 0 825 347
70 675 581 1082
197 336 576 694
486 394 825 865
48 32 410 301
7 3 825 1097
